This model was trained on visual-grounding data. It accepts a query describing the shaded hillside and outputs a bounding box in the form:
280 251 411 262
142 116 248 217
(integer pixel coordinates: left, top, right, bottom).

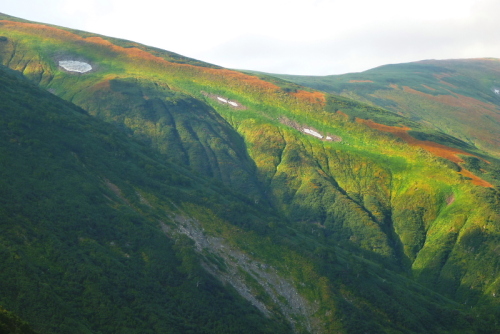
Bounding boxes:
0 306 38 334
270 59 500 157
1 13 500 333
0 64 293 334
0 63 489 333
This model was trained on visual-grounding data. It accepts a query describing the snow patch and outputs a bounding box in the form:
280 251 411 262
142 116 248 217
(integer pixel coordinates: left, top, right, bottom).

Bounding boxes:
494 89 500 95
59 60 92 73
303 128 323 139
217 97 238 107
201 91 245 109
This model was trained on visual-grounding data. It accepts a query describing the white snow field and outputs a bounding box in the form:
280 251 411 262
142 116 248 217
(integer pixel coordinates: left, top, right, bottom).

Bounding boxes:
303 128 323 139
59 60 92 73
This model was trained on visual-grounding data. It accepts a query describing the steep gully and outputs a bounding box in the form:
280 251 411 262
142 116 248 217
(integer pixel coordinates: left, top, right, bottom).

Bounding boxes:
159 207 318 333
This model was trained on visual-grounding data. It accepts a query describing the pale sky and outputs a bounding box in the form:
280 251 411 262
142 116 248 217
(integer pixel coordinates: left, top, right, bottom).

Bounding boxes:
2 0 500 75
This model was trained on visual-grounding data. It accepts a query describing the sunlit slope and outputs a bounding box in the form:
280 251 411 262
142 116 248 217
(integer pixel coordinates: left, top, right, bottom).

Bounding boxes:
1 13 500 332
272 59 500 157
0 61 489 334
0 63 299 334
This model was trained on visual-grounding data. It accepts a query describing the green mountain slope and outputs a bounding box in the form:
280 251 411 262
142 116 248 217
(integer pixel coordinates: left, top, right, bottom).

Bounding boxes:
0 63 292 334
1 13 500 333
270 59 500 158
1 59 483 334
0 306 38 334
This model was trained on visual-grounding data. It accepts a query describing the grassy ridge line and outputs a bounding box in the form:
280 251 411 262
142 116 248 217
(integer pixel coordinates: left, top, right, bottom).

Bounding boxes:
0 19 326 113
0 11 221 69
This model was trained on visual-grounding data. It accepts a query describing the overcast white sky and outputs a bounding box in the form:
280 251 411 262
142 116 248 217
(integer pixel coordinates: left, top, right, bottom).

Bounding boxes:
2 0 500 75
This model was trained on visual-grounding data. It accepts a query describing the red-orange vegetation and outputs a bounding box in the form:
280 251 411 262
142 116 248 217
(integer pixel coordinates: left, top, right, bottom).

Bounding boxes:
291 90 326 106
84 39 282 93
349 80 374 83
86 36 155 58
208 69 280 90
357 119 493 187
0 21 80 40
402 86 495 111
89 77 113 91
86 37 286 91
458 169 493 188
421 84 436 91
2 20 280 93
357 119 410 135
82 38 281 93
433 73 458 88
336 110 349 119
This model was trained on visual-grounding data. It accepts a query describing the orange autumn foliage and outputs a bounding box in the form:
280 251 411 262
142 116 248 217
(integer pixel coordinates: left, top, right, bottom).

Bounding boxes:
433 73 458 88
0 20 81 41
1 21 284 94
458 169 493 188
81 37 281 92
402 86 496 111
357 119 493 188
291 90 326 106
421 84 436 91
2 20 333 107
336 110 349 119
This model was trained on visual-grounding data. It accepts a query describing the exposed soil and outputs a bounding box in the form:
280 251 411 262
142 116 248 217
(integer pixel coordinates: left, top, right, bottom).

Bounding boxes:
160 212 318 333
446 194 455 205
104 179 133 206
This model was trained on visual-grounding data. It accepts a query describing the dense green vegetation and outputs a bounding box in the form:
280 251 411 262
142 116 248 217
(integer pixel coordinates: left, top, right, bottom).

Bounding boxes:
269 59 500 157
0 64 291 334
1 12 500 333
0 306 38 334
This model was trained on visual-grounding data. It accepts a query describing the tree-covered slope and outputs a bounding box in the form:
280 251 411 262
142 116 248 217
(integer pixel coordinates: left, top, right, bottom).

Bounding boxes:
1 13 500 333
270 59 500 158
0 64 489 334
0 63 294 334
0 306 38 334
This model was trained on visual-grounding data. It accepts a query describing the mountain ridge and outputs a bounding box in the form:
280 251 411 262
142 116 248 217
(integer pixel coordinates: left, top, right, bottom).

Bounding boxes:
268 58 500 158
1 12 500 333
